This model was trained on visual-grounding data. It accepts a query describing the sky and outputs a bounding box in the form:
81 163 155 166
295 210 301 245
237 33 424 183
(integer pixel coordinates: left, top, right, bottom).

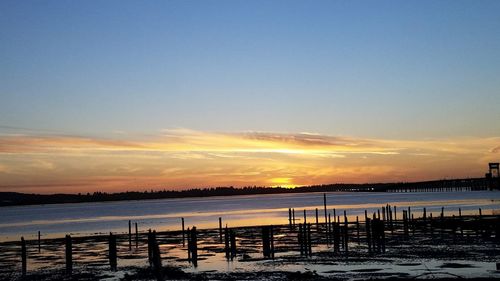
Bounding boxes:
0 0 499 193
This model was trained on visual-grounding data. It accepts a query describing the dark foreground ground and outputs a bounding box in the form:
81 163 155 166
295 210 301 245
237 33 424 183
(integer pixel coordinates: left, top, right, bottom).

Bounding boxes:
2 215 500 281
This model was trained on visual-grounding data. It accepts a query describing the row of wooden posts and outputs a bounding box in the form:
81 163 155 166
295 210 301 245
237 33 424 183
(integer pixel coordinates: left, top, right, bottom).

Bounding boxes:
18 197 500 276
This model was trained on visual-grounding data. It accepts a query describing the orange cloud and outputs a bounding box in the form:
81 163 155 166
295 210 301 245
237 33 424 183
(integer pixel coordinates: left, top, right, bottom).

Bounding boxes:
0 130 498 193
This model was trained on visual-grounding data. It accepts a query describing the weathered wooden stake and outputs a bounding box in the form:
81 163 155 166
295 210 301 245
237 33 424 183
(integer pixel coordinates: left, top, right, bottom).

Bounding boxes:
151 231 163 281
181 218 185 246
190 227 198 267
323 193 328 224
109 232 117 271
225 226 230 260
298 224 304 255
135 223 138 249
38 231 41 253
65 234 72 275
429 213 434 236
307 223 312 256
328 213 332 245
262 226 272 258
128 220 132 251
270 225 275 259
148 229 153 264
356 216 360 243
333 222 340 253
219 217 223 243
402 211 408 239
315 208 319 228
230 230 236 260
21 237 27 276
343 212 349 254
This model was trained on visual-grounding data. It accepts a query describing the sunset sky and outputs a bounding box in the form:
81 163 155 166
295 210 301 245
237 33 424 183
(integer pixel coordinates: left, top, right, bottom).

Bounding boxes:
1 1 499 193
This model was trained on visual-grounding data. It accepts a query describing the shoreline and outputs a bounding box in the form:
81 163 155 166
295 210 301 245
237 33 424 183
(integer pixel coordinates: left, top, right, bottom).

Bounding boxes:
1 177 492 207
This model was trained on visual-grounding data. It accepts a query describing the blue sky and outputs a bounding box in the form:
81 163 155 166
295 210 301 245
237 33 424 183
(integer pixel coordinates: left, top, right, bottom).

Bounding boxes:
1 0 499 139
1 1 500 192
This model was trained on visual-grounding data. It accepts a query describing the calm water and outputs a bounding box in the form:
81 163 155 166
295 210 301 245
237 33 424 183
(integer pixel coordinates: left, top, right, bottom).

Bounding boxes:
1 190 500 242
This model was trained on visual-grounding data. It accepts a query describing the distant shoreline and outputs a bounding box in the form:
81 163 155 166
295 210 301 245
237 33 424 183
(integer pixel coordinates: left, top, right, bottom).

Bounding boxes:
0 177 491 207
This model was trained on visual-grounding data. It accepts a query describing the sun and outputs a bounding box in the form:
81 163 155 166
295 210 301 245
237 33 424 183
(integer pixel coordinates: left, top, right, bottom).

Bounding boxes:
269 177 299 188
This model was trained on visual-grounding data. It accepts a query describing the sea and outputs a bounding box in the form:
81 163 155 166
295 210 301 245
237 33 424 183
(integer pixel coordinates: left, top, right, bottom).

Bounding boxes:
1 190 499 242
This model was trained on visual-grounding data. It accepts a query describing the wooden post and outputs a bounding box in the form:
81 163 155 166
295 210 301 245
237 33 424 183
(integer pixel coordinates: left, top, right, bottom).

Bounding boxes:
181 218 185 246
344 212 349 255
381 219 386 253
270 225 275 259
372 219 378 253
109 233 117 271
333 222 340 253
148 229 153 264
289 208 292 229
65 235 72 275
262 226 271 258
292 208 296 227
190 227 198 267
389 205 393 231
128 220 132 251
230 230 236 260
21 237 27 276
429 213 434 236
411 213 415 234
307 223 312 256
151 231 163 281
315 208 319 228
38 231 41 253
298 223 303 255
224 226 230 260
323 193 328 224
356 216 360 243
402 211 405 238
366 218 372 254
303 209 307 224
135 223 139 249
328 213 332 245
440 207 445 237
219 217 223 243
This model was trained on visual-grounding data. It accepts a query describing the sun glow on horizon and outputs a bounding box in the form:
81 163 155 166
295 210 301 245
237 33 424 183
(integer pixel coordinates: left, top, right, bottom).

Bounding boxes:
0 129 498 194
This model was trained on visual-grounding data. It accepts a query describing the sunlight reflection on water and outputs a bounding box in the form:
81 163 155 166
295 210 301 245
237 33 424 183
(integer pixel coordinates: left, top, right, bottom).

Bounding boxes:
1 191 499 242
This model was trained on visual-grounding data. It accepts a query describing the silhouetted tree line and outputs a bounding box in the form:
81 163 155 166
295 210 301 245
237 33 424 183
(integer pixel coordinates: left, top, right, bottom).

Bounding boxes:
0 177 488 207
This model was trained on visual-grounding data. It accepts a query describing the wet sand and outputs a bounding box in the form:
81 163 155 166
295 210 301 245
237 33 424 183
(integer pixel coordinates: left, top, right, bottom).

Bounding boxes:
1 218 500 281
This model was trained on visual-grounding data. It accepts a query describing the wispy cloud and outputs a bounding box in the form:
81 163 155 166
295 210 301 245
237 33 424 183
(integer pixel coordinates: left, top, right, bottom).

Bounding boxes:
0 129 498 193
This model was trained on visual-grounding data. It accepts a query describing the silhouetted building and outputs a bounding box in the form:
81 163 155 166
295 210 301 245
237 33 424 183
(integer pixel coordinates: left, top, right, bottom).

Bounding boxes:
486 162 500 190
